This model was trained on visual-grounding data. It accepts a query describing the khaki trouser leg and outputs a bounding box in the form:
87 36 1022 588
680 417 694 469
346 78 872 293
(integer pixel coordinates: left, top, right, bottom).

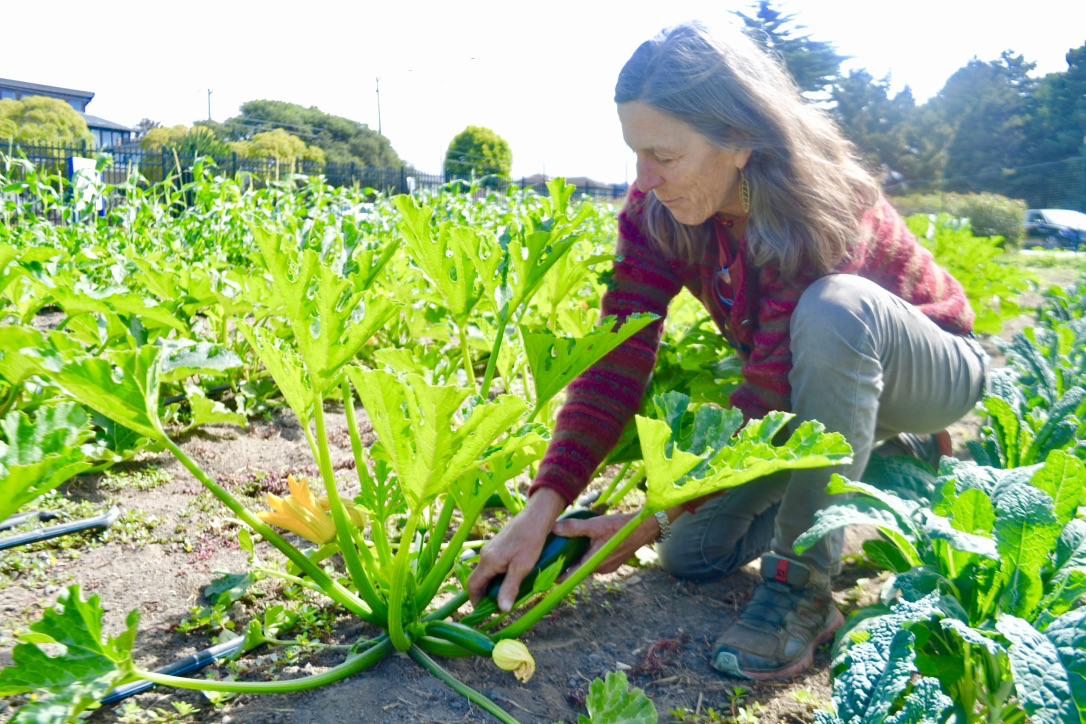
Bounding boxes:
658 274 989 579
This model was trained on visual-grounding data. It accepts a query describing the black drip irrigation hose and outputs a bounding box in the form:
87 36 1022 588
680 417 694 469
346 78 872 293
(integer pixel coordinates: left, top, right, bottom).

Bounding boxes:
0 510 61 532
0 507 120 551
100 636 247 706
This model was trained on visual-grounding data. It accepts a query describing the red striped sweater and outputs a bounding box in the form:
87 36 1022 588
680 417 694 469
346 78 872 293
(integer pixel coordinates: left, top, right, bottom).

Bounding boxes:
530 187 975 504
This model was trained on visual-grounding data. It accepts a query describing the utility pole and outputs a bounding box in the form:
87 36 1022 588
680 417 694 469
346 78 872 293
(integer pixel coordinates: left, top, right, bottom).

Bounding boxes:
207 89 212 121
375 77 382 136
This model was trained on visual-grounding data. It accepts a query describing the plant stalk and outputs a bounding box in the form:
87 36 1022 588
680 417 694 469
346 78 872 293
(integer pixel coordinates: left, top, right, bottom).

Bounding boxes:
313 398 387 619
340 378 392 566
160 436 377 624
407 646 519 724
133 636 394 694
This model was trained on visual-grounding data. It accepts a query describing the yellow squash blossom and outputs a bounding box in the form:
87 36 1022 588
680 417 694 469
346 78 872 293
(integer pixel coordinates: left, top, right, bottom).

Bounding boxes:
492 639 535 682
257 475 337 544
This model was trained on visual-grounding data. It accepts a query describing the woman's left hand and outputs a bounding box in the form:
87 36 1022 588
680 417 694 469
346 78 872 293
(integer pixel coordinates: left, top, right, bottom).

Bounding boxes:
552 511 664 575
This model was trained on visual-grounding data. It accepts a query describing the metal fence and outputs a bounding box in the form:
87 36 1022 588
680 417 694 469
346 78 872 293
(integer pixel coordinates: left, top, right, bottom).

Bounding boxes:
0 139 629 200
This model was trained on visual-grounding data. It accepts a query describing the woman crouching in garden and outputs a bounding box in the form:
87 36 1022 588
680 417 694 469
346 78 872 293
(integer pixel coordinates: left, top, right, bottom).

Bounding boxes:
468 19 989 680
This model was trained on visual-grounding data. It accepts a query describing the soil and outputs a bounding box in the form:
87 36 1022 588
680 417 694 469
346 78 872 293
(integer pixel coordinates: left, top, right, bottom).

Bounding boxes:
0 261 1081 724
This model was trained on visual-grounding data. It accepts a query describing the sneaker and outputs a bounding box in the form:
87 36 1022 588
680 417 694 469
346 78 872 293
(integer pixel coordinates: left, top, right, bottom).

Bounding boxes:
873 430 953 469
711 553 844 679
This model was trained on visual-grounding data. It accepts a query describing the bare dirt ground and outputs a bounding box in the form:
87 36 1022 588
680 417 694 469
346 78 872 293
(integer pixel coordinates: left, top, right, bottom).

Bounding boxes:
0 261 1080 723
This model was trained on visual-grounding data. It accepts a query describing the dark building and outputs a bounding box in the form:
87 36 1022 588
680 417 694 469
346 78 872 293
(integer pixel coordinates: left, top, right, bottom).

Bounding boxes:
0 77 133 149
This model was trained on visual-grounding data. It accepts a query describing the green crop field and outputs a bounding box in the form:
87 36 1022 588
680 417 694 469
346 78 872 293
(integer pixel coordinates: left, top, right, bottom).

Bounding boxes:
1 156 1085 723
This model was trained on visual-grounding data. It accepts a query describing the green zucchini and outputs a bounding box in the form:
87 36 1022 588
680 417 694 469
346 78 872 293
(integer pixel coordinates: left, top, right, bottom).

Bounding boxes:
482 508 598 605
424 620 495 657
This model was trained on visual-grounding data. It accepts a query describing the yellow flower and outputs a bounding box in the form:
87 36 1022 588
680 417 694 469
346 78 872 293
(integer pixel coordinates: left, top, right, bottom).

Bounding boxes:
318 496 368 529
492 639 535 682
257 475 337 544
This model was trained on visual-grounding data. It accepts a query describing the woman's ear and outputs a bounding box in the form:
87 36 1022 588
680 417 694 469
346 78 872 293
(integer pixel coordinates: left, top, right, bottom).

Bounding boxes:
736 148 753 170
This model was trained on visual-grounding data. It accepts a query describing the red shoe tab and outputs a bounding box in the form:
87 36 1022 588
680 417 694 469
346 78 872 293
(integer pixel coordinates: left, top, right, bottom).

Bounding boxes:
775 558 790 583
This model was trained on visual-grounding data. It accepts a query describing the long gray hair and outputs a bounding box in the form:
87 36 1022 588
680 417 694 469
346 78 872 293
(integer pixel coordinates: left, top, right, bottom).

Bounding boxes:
615 20 879 279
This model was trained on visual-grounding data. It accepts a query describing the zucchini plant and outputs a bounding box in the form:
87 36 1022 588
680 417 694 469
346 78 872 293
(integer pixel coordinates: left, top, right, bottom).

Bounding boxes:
1 193 852 722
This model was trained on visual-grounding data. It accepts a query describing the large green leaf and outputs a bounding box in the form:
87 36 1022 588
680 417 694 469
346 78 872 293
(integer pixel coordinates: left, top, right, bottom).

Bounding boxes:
253 226 399 392
997 614 1077 724
1030 450 1086 528
346 369 528 510
577 671 657 724
0 585 137 721
29 346 164 442
1043 609 1086 720
995 483 1062 619
158 339 243 383
0 403 95 521
238 323 314 425
521 313 659 411
637 412 851 514
796 499 922 568
394 196 482 324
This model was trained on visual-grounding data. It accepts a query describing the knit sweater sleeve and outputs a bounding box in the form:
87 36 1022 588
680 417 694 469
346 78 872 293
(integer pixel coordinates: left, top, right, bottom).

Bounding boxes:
529 193 682 504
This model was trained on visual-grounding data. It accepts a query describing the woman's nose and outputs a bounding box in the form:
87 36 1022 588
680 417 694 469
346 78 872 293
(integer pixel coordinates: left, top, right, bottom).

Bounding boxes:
635 159 662 192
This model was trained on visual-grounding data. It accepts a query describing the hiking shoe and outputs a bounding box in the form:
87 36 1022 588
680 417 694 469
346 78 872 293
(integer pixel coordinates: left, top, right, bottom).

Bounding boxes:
874 430 953 469
711 553 843 680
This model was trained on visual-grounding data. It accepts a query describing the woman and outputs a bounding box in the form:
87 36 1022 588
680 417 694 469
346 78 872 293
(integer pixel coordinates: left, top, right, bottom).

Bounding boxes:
467 20 988 680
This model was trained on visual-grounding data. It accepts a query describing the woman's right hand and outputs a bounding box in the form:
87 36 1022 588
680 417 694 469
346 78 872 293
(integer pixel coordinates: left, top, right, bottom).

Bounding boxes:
467 487 568 613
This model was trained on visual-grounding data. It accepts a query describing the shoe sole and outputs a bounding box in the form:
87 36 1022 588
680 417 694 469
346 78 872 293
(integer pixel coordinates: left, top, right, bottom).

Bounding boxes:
712 606 845 680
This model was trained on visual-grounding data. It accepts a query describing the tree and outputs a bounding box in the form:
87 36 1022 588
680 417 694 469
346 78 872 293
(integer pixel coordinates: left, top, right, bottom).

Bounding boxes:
443 126 512 185
133 118 161 141
0 96 93 146
231 128 324 165
216 100 404 169
733 1 845 96
928 51 1036 195
140 124 233 158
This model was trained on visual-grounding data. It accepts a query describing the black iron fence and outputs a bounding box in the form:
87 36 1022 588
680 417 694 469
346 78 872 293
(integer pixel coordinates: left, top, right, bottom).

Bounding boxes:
0 139 629 200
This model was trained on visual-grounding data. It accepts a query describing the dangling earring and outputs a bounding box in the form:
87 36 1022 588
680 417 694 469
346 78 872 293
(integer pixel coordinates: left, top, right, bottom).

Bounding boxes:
739 169 751 215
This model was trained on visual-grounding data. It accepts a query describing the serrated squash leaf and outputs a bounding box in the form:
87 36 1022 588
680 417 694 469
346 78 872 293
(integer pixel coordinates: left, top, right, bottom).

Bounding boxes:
253 226 399 392
393 196 484 324
29 346 164 442
521 313 659 411
637 412 851 514
0 403 95 521
0 585 137 720
346 369 527 510
180 386 247 432
158 339 243 383
997 614 1077 724
576 670 657 724
238 323 313 424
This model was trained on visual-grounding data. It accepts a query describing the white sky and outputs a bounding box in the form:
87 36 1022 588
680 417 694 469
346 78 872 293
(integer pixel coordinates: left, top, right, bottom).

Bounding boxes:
3 1 1083 183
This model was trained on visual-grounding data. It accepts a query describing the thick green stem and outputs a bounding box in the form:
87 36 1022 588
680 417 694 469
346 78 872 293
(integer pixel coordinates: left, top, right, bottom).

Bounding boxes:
132 636 394 694
313 398 387 620
160 437 377 623
415 499 488 610
407 646 519 724
388 509 422 651
607 467 646 508
341 378 392 566
458 322 479 394
596 461 631 510
497 510 650 639
479 312 510 399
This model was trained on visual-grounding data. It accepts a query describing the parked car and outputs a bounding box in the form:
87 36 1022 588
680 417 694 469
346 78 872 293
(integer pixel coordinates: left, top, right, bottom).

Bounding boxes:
1024 209 1086 249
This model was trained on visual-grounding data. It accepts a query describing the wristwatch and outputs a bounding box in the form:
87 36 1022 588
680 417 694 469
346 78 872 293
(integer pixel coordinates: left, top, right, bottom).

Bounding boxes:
654 510 672 542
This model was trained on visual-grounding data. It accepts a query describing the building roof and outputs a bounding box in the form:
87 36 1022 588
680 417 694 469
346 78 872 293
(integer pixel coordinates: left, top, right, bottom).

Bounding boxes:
0 78 94 101
82 114 133 132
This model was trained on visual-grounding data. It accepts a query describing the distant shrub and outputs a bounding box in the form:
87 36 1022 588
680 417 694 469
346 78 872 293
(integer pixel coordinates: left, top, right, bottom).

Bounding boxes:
890 191 1027 246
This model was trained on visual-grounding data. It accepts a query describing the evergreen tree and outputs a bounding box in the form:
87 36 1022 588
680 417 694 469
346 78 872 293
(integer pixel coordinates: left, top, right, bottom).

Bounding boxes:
733 1 845 96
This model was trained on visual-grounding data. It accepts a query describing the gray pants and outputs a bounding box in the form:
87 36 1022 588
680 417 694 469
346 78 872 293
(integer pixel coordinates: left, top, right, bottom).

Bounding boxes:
656 274 989 579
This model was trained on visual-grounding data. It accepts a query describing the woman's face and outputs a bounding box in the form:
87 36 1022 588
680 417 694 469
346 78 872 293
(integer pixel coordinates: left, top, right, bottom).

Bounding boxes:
618 101 751 225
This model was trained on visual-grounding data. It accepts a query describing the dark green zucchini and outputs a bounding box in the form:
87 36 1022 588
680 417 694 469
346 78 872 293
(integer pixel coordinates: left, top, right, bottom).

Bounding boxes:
482 508 598 605
424 620 495 657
